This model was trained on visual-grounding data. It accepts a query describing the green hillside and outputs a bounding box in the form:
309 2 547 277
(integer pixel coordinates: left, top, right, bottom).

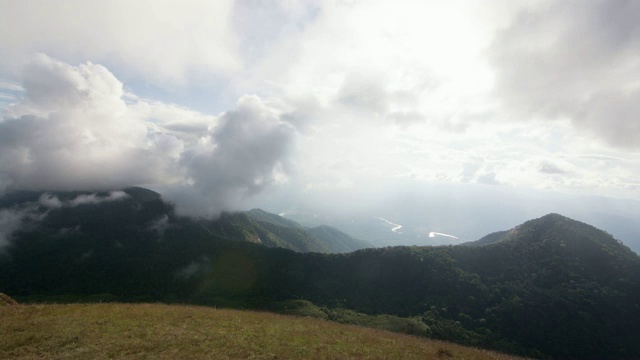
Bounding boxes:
307 225 371 253
0 303 526 360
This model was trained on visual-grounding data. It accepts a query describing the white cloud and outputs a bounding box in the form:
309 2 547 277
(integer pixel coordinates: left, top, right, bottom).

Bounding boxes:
0 0 239 85
164 95 296 217
67 191 129 207
0 56 297 218
0 55 172 191
489 0 640 147
38 191 130 209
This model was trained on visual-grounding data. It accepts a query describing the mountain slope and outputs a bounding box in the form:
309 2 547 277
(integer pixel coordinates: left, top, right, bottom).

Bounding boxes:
0 188 366 254
451 213 640 358
246 208 303 228
460 213 640 282
464 230 509 246
307 225 370 253
243 208 370 253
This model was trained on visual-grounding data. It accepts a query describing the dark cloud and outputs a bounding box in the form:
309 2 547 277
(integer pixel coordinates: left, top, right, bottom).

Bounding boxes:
490 0 640 147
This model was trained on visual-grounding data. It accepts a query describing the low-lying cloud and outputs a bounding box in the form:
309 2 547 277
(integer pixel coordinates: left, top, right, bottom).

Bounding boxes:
163 95 296 217
0 190 130 249
0 208 29 249
39 191 130 209
0 55 297 218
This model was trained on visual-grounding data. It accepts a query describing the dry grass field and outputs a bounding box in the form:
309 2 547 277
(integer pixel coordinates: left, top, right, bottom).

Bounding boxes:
0 303 529 360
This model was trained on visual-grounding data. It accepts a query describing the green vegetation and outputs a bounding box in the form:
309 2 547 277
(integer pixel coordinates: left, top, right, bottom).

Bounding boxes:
267 299 430 336
2 190 640 358
307 225 371 253
0 303 527 360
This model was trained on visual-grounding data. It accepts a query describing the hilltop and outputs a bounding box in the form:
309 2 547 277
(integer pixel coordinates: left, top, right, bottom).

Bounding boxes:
0 303 526 360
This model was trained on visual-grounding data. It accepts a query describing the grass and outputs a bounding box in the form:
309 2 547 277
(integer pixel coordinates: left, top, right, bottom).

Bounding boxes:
1 303 528 359
0 292 18 306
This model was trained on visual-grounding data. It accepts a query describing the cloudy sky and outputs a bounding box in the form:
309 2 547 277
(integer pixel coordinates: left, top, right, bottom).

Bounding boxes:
1 0 639 245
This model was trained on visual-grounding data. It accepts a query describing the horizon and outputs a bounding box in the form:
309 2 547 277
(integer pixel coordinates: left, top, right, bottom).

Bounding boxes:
2 185 639 255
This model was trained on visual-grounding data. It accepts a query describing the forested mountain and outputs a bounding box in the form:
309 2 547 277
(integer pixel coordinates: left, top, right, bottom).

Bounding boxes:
1 190 639 358
0 187 369 254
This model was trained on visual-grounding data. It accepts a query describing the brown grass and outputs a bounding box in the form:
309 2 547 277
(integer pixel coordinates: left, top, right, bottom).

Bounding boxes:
0 292 18 306
0 303 528 359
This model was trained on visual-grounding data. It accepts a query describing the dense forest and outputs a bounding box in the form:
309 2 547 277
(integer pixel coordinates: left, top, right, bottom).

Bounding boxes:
1 188 639 359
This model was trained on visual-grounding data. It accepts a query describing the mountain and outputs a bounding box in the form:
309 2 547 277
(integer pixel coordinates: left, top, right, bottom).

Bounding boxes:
246 208 303 228
1 193 639 359
461 213 640 283
242 208 370 253
0 188 368 254
306 225 371 253
464 230 509 246
451 214 640 358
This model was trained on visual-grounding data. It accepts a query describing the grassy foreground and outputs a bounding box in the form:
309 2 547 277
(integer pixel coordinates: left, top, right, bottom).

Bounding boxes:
1 303 526 360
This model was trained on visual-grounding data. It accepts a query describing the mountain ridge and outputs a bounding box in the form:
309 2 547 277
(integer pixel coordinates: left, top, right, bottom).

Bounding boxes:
0 188 369 254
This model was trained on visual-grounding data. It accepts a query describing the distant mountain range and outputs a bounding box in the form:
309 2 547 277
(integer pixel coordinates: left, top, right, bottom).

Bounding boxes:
1 188 639 359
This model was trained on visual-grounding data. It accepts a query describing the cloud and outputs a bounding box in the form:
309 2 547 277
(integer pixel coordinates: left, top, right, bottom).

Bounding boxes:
0 80 24 92
38 194 64 209
0 79 24 107
0 208 26 249
538 161 568 175
65 191 130 207
0 190 130 249
0 201 48 249
490 0 640 147
0 0 239 85
164 95 296 217
147 215 171 237
175 257 210 279
0 55 174 191
0 56 297 218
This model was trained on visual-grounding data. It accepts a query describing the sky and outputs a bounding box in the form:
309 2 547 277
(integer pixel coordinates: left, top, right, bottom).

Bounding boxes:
1 0 639 248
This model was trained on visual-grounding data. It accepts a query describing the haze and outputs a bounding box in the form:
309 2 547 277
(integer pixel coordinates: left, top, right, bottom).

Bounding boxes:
1 0 640 252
